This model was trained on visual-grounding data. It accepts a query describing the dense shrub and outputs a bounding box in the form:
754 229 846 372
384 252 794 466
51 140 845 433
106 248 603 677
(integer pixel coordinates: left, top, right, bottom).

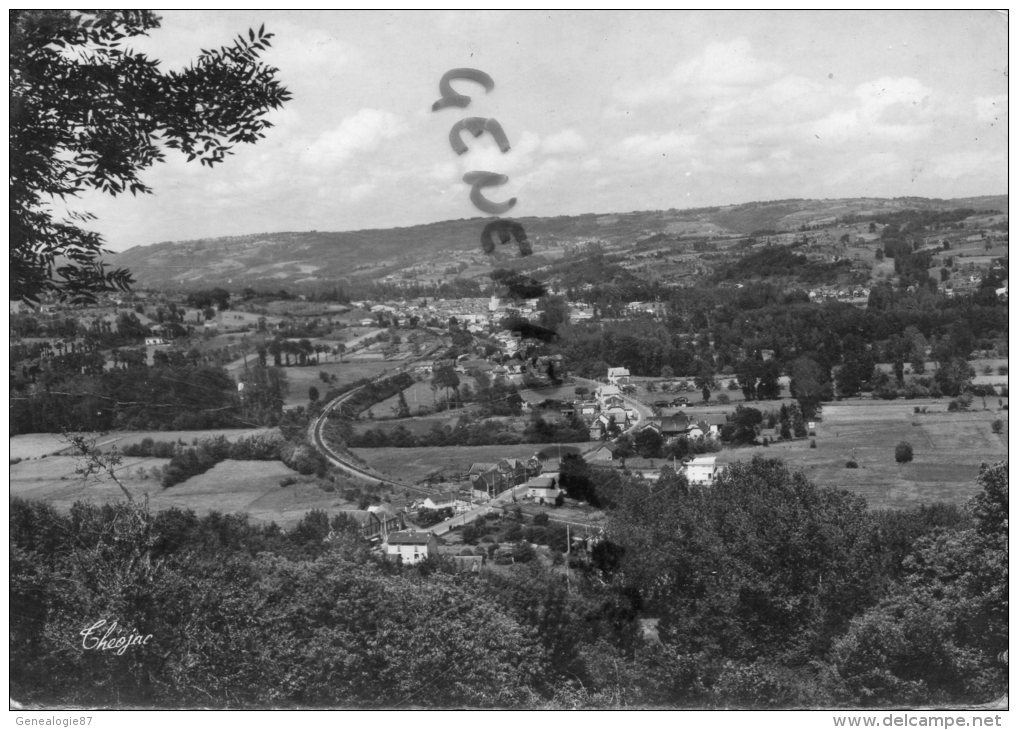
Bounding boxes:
279 441 327 475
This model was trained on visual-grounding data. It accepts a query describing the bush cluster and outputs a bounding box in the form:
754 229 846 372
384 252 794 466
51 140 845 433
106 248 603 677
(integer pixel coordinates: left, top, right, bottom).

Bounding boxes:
155 433 302 488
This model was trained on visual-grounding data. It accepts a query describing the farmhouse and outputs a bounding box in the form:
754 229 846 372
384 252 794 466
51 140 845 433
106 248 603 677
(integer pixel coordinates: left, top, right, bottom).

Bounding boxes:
524 475 562 502
336 506 405 540
423 492 469 513
595 383 622 405
700 414 727 437
468 458 529 495
641 414 691 439
589 442 618 462
384 530 438 565
603 406 630 426
685 455 719 486
607 367 631 385
588 413 611 440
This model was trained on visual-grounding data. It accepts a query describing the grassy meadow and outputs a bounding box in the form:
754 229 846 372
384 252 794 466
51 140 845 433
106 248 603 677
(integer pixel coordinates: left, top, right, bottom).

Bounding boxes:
9 455 362 529
717 398 1007 510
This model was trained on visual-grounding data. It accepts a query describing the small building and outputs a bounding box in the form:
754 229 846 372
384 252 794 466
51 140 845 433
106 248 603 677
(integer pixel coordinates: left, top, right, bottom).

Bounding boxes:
589 443 618 462
701 414 727 437
335 507 405 540
384 530 438 565
524 475 562 502
643 414 690 439
449 554 486 574
588 413 612 440
468 458 529 496
595 383 622 405
607 367 631 385
423 492 457 511
685 455 719 486
602 406 630 428
603 394 626 410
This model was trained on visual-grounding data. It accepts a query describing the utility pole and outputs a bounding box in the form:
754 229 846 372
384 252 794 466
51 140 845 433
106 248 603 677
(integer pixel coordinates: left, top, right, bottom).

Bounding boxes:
566 523 571 593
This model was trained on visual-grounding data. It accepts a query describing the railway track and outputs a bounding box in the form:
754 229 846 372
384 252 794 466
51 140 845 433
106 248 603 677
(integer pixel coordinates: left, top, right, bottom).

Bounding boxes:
309 379 435 496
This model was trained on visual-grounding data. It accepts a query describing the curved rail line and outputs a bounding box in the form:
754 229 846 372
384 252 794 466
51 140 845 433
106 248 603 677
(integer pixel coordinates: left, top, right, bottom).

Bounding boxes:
309 385 437 495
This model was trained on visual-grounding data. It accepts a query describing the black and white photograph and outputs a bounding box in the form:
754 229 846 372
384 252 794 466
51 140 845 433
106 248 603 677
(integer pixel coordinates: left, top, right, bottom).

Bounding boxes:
9 8 1008 719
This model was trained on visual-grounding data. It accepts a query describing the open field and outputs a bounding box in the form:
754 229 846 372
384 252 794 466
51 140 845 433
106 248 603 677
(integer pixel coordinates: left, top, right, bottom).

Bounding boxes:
519 382 587 403
283 359 398 406
872 358 1009 388
154 460 359 527
10 428 275 461
9 456 358 529
353 443 592 484
715 398 1008 510
371 375 457 417
351 409 480 436
10 455 171 508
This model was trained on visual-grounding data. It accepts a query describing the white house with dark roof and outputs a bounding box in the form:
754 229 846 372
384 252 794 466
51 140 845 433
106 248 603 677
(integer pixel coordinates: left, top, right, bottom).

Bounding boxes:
607 367 631 385
685 455 719 486
423 492 470 513
384 530 438 564
595 383 622 407
524 475 562 502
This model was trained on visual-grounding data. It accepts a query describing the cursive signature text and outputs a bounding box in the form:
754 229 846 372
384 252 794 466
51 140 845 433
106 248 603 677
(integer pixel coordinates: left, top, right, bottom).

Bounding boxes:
80 619 152 656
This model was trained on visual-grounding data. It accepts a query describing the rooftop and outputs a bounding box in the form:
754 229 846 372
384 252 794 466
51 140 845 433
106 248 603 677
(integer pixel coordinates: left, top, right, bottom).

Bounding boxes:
386 531 434 545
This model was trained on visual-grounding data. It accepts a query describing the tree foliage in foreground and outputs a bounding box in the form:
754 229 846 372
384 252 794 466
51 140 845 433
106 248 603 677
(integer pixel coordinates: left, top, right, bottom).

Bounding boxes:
9 459 1007 708
10 10 291 303
829 462 1008 705
605 456 882 663
10 501 544 707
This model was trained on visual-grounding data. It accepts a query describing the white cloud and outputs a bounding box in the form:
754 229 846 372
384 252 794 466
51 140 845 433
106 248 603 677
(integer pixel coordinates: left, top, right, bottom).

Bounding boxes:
614 38 784 107
616 131 697 158
270 25 360 78
811 77 935 143
928 150 1002 179
826 151 909 187
301 109 409 167
540 129 588 155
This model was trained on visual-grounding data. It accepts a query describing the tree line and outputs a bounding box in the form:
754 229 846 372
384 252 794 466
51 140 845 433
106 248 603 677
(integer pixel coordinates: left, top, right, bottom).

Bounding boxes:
10 458 1005 707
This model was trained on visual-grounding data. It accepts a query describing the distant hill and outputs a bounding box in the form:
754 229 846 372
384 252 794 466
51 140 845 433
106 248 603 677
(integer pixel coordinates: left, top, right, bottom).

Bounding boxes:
111 195 1007 291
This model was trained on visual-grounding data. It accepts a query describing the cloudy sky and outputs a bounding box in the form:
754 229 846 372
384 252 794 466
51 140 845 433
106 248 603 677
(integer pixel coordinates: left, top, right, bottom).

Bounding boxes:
71 10 1008 251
